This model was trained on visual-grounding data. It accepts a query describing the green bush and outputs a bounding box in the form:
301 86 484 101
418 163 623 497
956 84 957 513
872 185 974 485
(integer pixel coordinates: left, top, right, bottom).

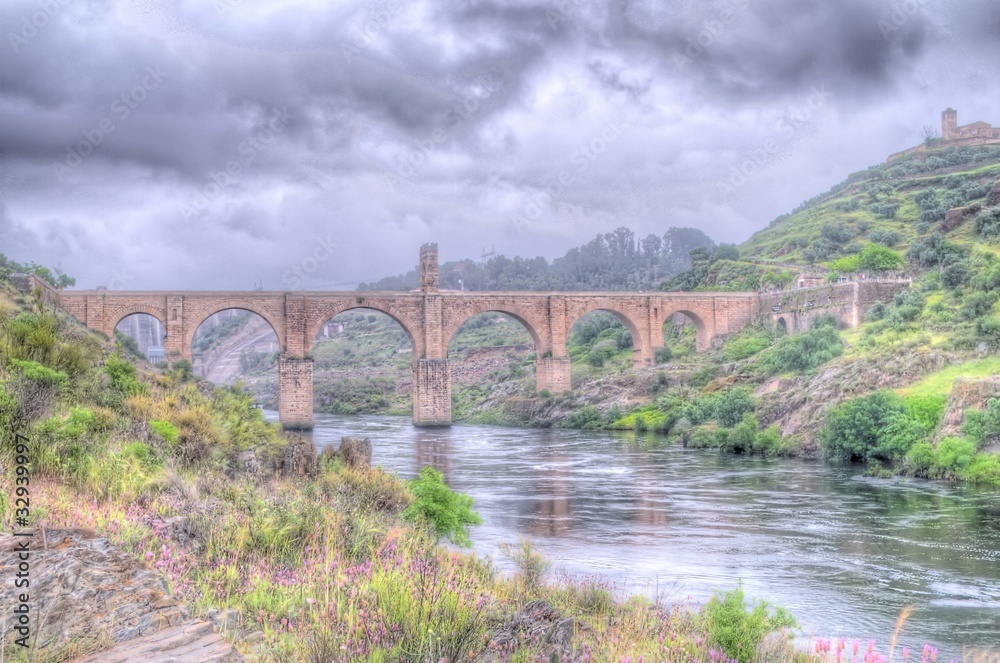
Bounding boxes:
762 315 842 374
975 207 1000 238
402 466 482 547
723 327 772 361
149 419 180 447
821 391 924 463
654 346 673 364
561 405 604 429
10 359 68 387
905 441 936 475
935 436 976 473
714 388 757 428
586 339 619 368
858 244 904 271
702 585 796 663
105 354 145 396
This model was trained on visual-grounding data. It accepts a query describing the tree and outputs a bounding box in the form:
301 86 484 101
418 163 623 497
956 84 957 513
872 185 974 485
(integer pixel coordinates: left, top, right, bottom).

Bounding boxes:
858 244 904 272
402 467 482 546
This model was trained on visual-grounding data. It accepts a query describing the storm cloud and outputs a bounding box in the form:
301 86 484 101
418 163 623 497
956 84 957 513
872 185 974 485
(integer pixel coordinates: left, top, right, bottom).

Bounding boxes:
1 0 997 289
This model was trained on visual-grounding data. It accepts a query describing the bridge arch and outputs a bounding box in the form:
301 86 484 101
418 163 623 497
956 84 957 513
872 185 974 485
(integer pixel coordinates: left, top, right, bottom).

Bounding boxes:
564 304 648 366
104 304 167 338
660 308 711 353
186 305 285 360
443 308 545 355
304 301 423 358
445 309 546 392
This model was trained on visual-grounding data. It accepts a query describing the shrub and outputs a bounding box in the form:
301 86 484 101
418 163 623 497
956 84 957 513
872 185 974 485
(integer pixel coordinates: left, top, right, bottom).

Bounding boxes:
561 405 603 429
942 261 970 289
858 244 904 272
869 229 900 247
702 585 796 663
689 366 718 388
714 388 757 428
724 328 772 361
498 537 550 593
822 391 924 463
654 346 673 364
865 302 887 322
149 419 180 447
402 466 482 547
976 317 1000 348
975 207 1000 238
935 436 976 473
105 354 145 397
905 441 936 475
586 339 618 368
10 359 68 387
762 315 842 374
960 291 997 320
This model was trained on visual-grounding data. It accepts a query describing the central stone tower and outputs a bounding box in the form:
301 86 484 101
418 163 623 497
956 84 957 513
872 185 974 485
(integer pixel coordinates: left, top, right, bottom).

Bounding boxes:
420 242 439 292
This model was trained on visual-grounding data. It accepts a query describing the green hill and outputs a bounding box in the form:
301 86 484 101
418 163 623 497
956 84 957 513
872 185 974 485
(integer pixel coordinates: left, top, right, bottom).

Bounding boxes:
665 144 1000 292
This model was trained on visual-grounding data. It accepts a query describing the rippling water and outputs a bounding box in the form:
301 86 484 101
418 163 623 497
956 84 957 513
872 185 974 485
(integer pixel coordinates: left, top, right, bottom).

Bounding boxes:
267 411 1000 655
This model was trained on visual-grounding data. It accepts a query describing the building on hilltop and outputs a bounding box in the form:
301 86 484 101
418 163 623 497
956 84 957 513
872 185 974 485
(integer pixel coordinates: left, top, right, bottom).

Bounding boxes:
887 108 1000 161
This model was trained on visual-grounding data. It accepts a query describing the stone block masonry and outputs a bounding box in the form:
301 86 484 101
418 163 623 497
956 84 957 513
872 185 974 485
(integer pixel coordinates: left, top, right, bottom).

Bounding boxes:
48 246 907 429
414 359 451 426
278 356 313 430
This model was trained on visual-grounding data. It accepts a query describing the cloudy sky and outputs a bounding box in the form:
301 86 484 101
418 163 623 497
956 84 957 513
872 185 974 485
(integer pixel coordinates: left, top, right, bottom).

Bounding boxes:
1 0 998 290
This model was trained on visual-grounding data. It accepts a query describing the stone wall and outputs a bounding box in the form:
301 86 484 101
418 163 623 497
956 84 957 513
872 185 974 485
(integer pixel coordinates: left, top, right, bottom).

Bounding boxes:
760 281 909 332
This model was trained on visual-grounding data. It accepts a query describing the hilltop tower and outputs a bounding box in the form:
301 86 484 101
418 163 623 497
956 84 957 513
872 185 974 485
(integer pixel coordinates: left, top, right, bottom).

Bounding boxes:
942 108 958 141
419 242 439 293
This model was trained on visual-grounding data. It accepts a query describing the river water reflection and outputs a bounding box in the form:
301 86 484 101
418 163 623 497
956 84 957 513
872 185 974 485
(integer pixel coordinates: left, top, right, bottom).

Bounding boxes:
267 411 1000 655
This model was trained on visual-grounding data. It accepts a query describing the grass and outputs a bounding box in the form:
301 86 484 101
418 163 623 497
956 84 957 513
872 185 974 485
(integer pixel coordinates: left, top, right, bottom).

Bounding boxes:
896 358 1000 399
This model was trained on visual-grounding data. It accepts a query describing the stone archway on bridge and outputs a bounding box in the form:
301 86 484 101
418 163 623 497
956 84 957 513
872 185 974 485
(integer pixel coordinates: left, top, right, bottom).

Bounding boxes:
564 303 649 369
185 302 286 361
659 308 711 355
304 301 423 359
445 310 545 394
104 303 167 339
188 308 282 384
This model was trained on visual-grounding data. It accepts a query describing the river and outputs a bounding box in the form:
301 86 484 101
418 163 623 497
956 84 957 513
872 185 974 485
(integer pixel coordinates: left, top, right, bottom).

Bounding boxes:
266 411 1000 656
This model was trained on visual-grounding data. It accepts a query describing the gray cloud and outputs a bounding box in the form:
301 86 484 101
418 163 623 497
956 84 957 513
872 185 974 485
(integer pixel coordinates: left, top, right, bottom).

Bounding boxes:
0 0 997 289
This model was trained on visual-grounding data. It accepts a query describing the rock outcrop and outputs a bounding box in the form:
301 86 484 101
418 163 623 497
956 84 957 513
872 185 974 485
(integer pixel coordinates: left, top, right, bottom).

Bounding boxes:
0 528 241 662
280 433 317 477
319 436 373 470
936 376 1000 442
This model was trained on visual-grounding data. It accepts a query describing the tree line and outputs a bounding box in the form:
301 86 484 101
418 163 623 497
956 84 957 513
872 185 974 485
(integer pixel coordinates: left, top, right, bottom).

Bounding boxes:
358 226 716 292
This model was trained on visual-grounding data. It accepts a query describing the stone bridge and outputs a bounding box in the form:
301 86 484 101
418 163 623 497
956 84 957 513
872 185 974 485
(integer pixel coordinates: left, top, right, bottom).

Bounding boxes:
45 244 908 429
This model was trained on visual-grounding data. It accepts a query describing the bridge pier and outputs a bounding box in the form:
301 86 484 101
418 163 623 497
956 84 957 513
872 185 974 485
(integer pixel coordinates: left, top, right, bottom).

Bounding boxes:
413 358 452 426
278 355 314 430
536 356 571 393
